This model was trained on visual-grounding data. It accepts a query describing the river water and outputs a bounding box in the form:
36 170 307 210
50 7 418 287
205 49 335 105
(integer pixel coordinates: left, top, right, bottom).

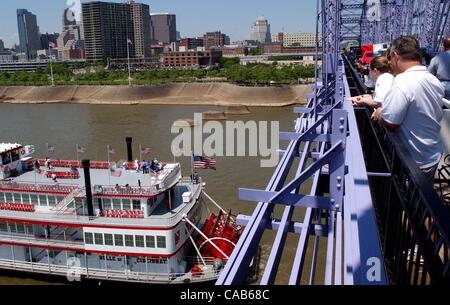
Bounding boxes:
0 103 323 285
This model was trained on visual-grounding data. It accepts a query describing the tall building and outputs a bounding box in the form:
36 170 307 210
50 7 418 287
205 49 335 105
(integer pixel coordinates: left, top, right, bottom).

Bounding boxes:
82 1 151 61
250 16 271 44
17 9 42 60
58 8 84 60
131 2 152 58
203 31 228 49
271 32 321 47
0 40 4 51
150 13 177 44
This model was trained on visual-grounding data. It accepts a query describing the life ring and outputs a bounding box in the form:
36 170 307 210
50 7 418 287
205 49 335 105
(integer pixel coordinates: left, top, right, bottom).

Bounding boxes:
20 149 26 155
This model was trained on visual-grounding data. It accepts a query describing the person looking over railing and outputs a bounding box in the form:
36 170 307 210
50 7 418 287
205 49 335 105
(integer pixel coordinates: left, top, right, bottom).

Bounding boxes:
372 36 445 184
352 56 394 108
428 37 450 102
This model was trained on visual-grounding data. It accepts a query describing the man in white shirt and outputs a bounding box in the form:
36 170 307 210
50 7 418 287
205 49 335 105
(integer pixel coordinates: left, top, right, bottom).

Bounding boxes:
372 36 445 184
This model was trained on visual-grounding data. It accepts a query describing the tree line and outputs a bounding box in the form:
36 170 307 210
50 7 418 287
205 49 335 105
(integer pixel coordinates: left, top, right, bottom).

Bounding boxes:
0 58 315 86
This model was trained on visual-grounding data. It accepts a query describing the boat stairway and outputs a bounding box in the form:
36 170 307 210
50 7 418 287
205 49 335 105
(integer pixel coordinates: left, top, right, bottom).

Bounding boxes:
51 187 85 215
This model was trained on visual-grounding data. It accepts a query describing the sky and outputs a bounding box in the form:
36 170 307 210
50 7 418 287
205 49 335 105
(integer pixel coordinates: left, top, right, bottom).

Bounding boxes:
0 0 317 48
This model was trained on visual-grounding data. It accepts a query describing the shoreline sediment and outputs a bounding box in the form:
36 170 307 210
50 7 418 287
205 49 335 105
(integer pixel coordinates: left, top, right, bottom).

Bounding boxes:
0 83 311 107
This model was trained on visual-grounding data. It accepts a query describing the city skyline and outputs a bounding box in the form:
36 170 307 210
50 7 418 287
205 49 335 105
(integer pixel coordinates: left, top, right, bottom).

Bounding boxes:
0 0 317 48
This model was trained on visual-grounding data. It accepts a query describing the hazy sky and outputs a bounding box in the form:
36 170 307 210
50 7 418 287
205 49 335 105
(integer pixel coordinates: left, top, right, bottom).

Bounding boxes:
0 0 317 48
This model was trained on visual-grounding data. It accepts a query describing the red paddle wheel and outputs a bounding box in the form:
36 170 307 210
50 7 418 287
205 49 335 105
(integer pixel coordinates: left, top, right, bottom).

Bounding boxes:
196 210 244 260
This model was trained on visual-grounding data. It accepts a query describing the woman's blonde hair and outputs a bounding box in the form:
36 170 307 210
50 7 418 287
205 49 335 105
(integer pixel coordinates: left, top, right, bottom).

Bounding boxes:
370 56 391 74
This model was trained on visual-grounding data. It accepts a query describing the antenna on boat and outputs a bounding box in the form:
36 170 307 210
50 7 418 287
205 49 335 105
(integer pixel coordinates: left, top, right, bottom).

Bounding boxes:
82 159 94 217
126 137 133 162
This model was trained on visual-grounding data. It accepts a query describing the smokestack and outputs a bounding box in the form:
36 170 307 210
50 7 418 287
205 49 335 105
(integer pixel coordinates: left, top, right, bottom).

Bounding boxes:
126 137 133 162
82 159 94 217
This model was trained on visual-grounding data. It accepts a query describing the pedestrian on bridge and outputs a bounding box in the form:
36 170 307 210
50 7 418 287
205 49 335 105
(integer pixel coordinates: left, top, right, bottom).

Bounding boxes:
373 36 445 184
428 37 450 101
352 56 394 108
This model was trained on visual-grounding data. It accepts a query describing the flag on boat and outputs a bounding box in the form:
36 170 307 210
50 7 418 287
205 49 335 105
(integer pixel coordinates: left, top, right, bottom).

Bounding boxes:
140 146 151 155
77 144 86 154
107 145 116 155
47 144 55 153
193 155 217 170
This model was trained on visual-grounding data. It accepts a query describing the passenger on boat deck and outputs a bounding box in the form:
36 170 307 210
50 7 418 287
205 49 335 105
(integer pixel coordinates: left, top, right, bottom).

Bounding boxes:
135 159 140 172
44 157 51 169
115 184 121 193
142 160 149 174
352 56 394 108
34 159 40 170
151 159 161 172
125 184 132 191
51 173 57 183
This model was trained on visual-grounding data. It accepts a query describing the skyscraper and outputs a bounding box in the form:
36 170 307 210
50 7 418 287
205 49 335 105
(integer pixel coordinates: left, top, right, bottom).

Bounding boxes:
58 8 84 60
131 2 152 58
82 1 151 61
250 16 271 44
150 13 177 44
17 9 41 60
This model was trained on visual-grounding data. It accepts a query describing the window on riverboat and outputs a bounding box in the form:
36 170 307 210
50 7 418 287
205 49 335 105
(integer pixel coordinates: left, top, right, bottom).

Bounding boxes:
102 198 112 210
26 225 34 235
135 235 145 247
122 199 131 210
12 193 21 203
84 232 94 244
0 222 7 232
125 235 134 247
38 195 47 206
112 199 121 210
114 234 124 246
157 236 166 248
16 223 25 234
30 194 38 206
5 193 12 202
57 196 64 205
48 196 56 207
8 223 16 233
11 150 20 162
146 236 155 248
1 153 11 164
21 194 31 204
104 234 113 246
94 233 103 245
132 200 141 211
0 192 4 201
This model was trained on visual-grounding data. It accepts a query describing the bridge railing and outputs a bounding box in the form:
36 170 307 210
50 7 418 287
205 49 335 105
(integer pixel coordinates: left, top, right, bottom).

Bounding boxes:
343 55 450 284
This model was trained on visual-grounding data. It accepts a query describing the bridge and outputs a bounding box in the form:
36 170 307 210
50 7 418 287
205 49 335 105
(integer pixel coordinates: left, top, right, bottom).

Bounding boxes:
217 0 450 285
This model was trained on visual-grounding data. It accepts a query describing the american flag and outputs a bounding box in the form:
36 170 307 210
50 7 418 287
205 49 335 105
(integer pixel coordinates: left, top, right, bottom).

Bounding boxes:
77 144 86 154
47 144 55 153
193 155 217 170
140 146 151 155
107 145 116 155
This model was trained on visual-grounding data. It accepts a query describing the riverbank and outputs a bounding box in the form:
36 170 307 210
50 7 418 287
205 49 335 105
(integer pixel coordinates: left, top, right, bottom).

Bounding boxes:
0 83 311 107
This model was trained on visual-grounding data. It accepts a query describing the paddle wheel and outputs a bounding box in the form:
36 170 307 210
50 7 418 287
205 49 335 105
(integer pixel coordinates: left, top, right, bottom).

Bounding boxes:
196 210 244 260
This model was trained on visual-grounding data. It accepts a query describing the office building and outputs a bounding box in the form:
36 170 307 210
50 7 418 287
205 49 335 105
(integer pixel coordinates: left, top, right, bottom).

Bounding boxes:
250 16 271 44
271 32 322 47
17 9 42 60
82 1 151 61
150 13 177 44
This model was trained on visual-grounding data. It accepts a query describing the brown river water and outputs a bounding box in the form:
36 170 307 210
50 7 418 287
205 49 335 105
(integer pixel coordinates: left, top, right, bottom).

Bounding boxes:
0 103 324 285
